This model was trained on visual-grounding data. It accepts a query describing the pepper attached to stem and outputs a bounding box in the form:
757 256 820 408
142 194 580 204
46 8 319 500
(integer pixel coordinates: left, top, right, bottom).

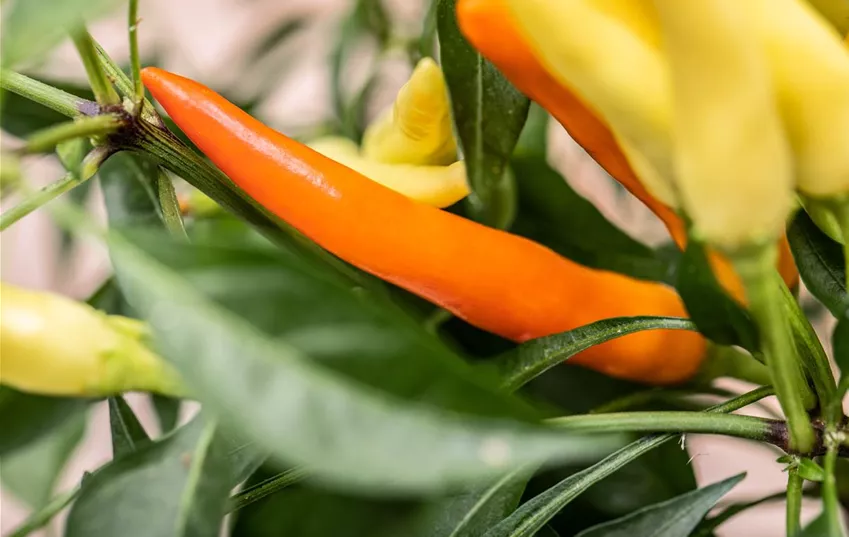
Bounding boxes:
142 67 706 385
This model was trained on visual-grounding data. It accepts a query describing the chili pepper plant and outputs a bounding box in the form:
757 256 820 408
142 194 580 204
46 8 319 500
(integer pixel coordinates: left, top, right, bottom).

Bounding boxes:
2 1 849 536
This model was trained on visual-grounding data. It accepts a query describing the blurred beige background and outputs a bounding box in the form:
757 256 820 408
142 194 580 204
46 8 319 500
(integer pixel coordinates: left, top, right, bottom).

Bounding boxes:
0 0 835 535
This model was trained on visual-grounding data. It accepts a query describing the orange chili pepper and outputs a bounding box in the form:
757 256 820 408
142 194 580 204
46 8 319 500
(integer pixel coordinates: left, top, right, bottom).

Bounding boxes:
455 0 798 297
142 67 705 385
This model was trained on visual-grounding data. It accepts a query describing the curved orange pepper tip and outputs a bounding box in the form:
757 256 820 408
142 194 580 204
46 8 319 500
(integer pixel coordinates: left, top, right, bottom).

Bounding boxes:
141 66 706 385
455 0 799 300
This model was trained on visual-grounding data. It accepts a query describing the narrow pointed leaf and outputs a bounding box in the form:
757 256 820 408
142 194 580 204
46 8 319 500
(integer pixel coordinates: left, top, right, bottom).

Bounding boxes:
437 0 529 228
108 230 619 493
788 210 848 317
65 416 234 537
573 473 745 537
1 409 86 508
411 467 531 537
107 396 150 458
497 317 697 391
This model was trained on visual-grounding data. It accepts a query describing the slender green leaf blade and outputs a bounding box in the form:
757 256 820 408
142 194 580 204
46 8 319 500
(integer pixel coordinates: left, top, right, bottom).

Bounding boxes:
497 317 697 391
151 394 182 433
65 416 234 537
483 434 673 537
437 0 529 228
99 152 166 229
676 240 758 351
108 230 619 493
511 156 673 283
788 210 848 317
573 473 744 537
107 396 150 458
1 409 86 508
411 467 531 537
0 387 88 456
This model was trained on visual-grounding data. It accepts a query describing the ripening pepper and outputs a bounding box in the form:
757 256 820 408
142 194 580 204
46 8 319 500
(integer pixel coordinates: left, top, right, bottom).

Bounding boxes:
142 67 706 385
0 283 183 397
456 0 798 293
653 0 795 249
361 57 458 166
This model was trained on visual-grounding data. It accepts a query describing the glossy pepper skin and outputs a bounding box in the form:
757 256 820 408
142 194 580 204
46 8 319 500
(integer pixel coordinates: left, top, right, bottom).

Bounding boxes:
455 0 798 296
142 67 705 385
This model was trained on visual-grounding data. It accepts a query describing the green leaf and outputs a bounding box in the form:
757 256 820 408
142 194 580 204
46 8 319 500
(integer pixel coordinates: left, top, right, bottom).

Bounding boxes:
108 229 619 493
788 210 848 317
0 387 89 456
151 395 182 434
437 0 529 228
65 416 234 537
99 152 166 229
798 510 847 537
560 440 698 533
107 396 150 458
572 473 744 537
676 240 758 351
1 0 123 68
797 458 826 483
410 467 531 537
510 155 675 283
496 317 697 391
231 481 416 537
1 408 86 508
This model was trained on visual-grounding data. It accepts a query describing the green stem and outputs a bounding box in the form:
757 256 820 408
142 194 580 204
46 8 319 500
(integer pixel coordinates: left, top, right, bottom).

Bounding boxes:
1 172 86 231
229 468 308 512
787 466 803 536
24 115 122 153
547 411 775 443
0 70 91 118
732 243 816 453
155 169 188 239
822 428 844 534
128 0 143 111
8 487 79 537
72 30 120 106
93 41 163 127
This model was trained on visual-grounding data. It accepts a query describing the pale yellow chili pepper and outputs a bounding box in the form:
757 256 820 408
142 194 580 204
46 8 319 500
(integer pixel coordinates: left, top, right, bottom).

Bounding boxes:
741 0 849 200
502 0 678 209
309 136 469 208
654 0 794 248
0 283 183 397
361 57 457 166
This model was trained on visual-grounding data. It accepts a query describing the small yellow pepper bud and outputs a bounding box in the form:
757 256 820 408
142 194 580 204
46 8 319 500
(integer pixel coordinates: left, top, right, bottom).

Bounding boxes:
309 136 469 208
502 0 678 209
361 57 458 166
654 0 794 248
740 0 849 200
0 283 183 397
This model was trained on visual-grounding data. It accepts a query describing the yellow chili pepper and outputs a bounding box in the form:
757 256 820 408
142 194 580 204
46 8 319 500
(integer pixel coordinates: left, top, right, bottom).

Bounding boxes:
741 0 849 200
361 57 458 166
0 283 183 397
308 136 469 208
654 0 794 248
502 0 677 210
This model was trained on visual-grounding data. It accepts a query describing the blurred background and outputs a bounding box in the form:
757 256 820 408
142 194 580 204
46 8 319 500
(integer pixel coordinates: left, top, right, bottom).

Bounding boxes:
0 0 837 535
